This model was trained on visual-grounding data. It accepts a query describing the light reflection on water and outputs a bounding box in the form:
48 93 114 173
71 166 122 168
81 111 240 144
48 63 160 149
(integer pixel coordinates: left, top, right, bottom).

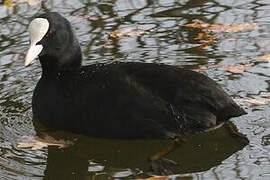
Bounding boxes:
1 0 270 179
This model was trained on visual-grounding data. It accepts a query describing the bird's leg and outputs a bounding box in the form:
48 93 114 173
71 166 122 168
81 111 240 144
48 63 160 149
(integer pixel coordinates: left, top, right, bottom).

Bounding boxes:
150 138 182 161
150 138 182 175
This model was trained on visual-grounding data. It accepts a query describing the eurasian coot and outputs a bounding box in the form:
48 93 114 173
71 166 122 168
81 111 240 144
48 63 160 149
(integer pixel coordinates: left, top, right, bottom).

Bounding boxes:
25 12 246 140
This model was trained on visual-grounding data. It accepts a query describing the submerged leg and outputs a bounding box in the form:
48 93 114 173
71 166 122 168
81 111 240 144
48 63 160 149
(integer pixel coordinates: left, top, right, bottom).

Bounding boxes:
150 138 182 175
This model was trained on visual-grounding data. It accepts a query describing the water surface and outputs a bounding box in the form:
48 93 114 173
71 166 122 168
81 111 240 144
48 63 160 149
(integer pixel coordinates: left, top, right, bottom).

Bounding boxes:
1 0 270 179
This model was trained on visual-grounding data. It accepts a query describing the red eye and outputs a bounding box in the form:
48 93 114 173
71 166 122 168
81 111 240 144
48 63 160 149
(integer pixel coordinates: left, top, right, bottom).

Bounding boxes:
46 31 53 37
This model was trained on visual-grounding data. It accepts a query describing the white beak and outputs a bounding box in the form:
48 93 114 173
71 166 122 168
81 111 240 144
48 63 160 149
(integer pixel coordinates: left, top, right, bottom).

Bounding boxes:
25 18 49 66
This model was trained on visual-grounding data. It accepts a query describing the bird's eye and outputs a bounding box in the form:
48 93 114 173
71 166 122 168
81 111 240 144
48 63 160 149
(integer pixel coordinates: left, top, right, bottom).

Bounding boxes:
46 31 53 38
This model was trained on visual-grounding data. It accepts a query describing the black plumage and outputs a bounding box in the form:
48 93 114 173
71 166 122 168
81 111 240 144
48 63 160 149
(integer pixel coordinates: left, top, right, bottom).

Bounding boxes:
26 12 246 139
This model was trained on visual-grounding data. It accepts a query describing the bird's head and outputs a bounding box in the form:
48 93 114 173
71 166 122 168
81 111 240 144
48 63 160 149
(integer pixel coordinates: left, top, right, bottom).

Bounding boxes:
25 12 81 71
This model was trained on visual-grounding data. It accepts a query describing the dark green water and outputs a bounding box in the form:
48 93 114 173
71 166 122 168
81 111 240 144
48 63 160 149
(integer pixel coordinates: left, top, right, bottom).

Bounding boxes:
1 0 270 179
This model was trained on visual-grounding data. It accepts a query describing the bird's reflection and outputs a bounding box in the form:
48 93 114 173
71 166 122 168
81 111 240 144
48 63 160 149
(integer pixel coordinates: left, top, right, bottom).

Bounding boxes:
26 121 248 179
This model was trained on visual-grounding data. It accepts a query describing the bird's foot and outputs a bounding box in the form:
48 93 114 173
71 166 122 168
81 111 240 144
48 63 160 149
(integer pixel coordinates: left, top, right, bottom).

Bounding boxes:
150 157 178 175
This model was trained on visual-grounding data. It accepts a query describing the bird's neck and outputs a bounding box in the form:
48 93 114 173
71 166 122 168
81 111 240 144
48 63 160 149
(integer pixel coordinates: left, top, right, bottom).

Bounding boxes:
39 52 82 80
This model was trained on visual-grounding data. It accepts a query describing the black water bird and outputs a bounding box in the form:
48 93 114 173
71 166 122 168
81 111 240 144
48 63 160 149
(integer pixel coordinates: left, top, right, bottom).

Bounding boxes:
25 12 247 139
25 12 246 174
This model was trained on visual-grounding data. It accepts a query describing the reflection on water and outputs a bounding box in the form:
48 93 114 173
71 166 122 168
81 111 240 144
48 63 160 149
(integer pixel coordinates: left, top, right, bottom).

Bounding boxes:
1 0 270 179
19 124 246 179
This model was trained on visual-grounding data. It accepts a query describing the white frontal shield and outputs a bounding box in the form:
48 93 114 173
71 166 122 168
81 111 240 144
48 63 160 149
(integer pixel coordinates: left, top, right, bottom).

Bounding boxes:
25 18 49 66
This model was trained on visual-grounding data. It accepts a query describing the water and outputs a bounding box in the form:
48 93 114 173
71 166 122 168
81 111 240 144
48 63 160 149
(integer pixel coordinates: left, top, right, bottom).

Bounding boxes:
1 0 270 179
